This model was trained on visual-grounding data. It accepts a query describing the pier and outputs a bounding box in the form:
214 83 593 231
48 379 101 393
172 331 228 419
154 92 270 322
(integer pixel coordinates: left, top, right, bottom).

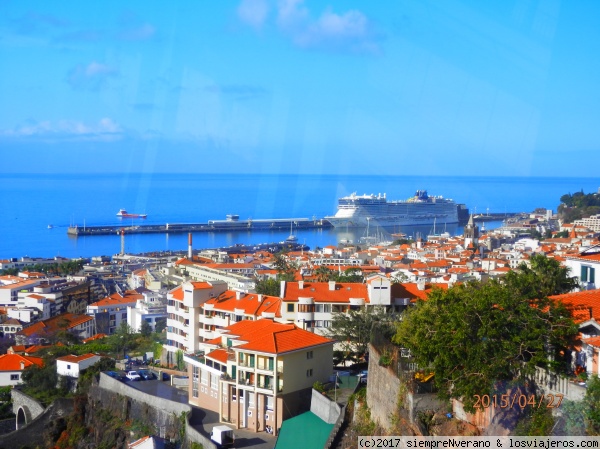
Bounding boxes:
67 217 333 237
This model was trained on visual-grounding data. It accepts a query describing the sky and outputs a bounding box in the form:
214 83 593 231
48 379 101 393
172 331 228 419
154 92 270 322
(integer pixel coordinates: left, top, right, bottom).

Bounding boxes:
0 0 599 177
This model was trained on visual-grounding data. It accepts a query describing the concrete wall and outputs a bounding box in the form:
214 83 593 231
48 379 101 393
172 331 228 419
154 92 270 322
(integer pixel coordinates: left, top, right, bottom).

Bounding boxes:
310 389 342 424
366 344 402 430
97 373 216 449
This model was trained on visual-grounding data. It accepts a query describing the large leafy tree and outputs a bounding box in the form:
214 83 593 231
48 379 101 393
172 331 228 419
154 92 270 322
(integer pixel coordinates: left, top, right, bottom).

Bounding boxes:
505 253 577 299
328 306 398 364
393 277 577 412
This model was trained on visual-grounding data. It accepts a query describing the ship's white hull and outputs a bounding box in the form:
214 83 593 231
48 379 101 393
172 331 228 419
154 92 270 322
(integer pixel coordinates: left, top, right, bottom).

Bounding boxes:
325 214 458 228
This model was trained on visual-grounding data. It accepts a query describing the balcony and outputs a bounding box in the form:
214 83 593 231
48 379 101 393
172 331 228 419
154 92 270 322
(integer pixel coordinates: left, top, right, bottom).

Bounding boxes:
238 377 255 387
200 315 214 325
257 383 274 392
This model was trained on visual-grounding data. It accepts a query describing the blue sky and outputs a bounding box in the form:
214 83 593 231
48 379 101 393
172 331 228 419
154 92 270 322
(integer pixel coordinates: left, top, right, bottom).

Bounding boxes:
0 0 599 177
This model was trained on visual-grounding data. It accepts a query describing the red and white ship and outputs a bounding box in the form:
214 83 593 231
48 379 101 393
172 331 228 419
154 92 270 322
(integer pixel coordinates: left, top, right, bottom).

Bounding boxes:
116 209 147 219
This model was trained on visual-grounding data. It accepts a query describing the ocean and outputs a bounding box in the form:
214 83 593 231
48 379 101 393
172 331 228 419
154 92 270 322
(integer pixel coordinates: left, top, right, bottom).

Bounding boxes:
0 173 598 260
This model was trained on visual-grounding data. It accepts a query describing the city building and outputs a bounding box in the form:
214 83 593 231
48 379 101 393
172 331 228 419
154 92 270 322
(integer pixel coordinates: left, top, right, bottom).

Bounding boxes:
564 245 600 290
87 291 144 334
0 353 44 386
183 319 334 435
164 281 228 365
56 353 102 379
15 313 94 345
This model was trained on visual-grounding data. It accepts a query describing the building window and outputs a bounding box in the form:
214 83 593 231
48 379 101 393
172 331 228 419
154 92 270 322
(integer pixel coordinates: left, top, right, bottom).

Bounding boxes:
581 266 596 284
315 304 324 313
323 304 332 313
306 351 313 359
248 392 255 407
266 396 274 411
67 364 71 369
232 388 237 402
10 374 19 381
201 369 209 385
192 366 199 398
306 369 313 377
211 374 218 390
287 304 294 312
323 320 331 328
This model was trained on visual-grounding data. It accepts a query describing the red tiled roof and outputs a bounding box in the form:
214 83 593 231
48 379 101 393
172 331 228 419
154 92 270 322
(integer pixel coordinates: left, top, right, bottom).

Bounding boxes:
206 291 281 317
224 320 332 354
0 354 43 371
550 289 600 323
17 313 93 338
83 333 108 343
57 353 98 363
284 281 368 303
206 348 229 364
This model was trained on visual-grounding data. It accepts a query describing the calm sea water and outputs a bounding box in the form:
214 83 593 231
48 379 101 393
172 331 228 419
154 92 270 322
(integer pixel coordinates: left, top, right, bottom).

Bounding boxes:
0 173 598 259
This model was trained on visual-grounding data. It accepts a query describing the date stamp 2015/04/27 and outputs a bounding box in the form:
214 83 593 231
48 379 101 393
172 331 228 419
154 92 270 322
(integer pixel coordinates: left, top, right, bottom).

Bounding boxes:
473 394 563 409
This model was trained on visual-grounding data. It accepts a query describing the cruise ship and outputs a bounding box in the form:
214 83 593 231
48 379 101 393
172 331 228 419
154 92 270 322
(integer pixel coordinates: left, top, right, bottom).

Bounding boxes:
325 190 460 228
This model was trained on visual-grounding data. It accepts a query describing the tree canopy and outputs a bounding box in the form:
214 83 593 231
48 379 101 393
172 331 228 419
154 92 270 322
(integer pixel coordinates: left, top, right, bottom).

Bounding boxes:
393 261 578 412
328 306 398 365
558 190 600 223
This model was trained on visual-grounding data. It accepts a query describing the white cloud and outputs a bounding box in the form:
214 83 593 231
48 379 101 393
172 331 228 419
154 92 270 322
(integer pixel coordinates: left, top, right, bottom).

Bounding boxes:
238 0 380 53
237 0 270 29
66 61 117 91
1 118 125 142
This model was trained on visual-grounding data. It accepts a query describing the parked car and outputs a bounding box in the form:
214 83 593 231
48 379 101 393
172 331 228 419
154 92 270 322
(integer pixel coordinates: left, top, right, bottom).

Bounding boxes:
138 370 156 380
126 370 141 381
106 371 125 381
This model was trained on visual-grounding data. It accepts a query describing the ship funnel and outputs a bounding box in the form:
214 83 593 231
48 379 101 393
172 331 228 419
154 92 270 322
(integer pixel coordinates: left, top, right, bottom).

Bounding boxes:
188 233 193 259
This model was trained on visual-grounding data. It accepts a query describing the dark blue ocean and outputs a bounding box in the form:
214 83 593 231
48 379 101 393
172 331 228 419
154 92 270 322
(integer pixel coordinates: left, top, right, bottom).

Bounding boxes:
0 173 598 260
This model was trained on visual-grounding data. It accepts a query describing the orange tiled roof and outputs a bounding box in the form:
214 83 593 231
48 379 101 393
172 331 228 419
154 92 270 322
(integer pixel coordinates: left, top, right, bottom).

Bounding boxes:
17 313 93 338
57 353 98 363
206 348 229 364
224 320 332 354
284 281 368 303
0 353 44 371
83 333 108 343
550 289 600 323
206 291 281 317
90 292 142 307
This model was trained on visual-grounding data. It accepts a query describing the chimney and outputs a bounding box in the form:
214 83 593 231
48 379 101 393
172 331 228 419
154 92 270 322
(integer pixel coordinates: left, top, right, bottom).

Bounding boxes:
258 294 263 303
20 361 25 370
236 291 245 300
298 280 304 289
188 233 193 259
417 280 426 291
329 280 336 291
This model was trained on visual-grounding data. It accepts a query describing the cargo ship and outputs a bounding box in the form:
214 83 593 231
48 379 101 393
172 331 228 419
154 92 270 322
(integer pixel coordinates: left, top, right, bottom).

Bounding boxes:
116 209 147 219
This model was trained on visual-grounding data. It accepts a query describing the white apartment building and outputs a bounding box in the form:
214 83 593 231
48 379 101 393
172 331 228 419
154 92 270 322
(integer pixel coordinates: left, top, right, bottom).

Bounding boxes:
164 281 228 366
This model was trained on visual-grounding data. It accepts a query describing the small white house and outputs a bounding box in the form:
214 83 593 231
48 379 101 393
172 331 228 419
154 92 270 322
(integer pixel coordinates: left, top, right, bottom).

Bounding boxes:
0 354 44 386
56 353 102 378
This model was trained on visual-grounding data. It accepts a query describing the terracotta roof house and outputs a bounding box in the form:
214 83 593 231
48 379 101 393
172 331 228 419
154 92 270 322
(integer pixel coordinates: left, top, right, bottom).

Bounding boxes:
0 353 43 386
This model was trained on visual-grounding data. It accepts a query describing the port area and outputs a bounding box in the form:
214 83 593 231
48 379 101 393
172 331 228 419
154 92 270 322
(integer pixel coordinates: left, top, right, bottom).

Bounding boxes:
67 217 332 237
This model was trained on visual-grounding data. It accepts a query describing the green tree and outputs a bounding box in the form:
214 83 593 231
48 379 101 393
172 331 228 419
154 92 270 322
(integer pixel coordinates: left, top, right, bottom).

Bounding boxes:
393 279 577 412
584 375 600 435
272 251 297 281
314 266 334 282
328 307 398 364
334 267 364 283
255 278 280 296
140 320 152 338
505 253 577 299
